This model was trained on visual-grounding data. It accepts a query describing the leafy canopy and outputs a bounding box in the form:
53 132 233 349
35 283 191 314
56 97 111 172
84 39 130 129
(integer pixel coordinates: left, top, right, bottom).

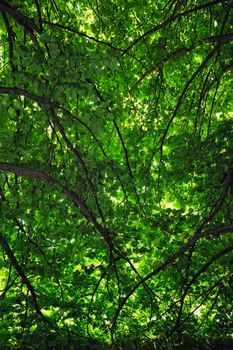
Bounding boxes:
0 0 232 349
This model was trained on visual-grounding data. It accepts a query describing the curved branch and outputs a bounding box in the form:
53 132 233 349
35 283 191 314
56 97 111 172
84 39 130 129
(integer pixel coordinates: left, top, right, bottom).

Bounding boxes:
43 20 123 52
0 86 107 158
159 46 218 161
111 223 233 332
0 1 42 34
122 0 229 54
1 11 15 66
0 161 118 255
173 244 233 332
201 162 233 226
34 0 43 31
0 162 101 232
0 232 42 315
50 108 105 223
131 32 233 91
0 86 54 107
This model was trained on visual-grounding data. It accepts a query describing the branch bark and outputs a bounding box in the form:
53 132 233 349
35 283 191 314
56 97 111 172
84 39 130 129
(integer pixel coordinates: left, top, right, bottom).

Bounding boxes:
173 244 233 332
0 1 42 34
159 46 218 161
0 86 54 107
0 162 114 248
131 32 233 91
0 232 42 315
122 0 229 54
111 223 233 332
43 20 122 52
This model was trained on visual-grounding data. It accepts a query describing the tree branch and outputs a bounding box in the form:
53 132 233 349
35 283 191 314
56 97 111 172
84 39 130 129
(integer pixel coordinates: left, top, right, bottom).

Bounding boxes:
0 86 54 107
0 86 107 158
122 0 229 54
1 11 15 68
131 32 233 91
42 20 122 52
159 46 218 161
173 244 233 332
0 232 42 315
111 223 233 332
0 162 114 249
199 161 233 229
0 1 42 34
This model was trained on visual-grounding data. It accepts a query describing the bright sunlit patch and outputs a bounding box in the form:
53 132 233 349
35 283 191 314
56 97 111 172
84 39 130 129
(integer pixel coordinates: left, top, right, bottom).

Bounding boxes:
193 54 202 64
161 199 179 210
64 318 75 326
74 264 82 272
194 305 203 317
216 112 223 119
41 308 59 317
0 268 7 289
110 196 123 205
162 201 175 209
45 125 52 137
80 8 95 31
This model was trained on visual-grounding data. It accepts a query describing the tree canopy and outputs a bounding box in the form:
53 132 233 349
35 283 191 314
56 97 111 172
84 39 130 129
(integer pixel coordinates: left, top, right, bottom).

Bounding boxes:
0 0 232 349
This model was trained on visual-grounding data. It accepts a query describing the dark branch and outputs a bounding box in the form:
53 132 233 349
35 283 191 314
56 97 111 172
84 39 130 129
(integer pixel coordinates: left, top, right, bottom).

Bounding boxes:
131 32 233 91
0 232 42 315
173 244 233 332
0 86 54 107
1 11 15 68
50 108 105 223
122 0 229 54
199 161 233 229
0 1 42 34
0 162 114 250
0 86 107 158
34 0 43 31
159 46 218 161
111 223 233 331
43 20 122 52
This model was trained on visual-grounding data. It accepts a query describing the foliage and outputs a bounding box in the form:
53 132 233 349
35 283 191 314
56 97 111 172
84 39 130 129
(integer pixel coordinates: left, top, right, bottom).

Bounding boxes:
0 0 232 349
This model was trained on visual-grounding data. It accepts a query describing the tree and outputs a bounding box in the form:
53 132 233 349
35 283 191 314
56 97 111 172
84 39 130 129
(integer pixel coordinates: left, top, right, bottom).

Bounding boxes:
0 0 232 349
